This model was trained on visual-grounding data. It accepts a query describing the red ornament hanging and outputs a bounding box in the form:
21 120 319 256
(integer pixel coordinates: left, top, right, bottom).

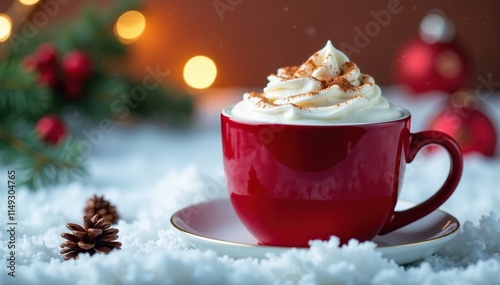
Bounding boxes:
35 115 67 145
428 91 497 157
394 11 469 94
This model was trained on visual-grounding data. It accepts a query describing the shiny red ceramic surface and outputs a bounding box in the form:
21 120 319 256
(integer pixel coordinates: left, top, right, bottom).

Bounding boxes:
221 107 462 247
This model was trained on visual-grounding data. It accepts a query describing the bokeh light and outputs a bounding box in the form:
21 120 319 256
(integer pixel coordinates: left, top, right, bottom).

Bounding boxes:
436 50 461 79
19 0 40 5
0 14 12 42
183 56 217 89
114 11 146 43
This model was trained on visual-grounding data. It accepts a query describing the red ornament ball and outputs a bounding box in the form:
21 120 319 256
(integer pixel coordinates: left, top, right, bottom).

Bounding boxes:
428 104 497 157
35 115 67 145
62 51 93 80
394 38 469 94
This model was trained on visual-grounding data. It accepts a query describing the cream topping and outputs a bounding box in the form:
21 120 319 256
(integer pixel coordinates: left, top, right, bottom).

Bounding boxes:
231 41 401 124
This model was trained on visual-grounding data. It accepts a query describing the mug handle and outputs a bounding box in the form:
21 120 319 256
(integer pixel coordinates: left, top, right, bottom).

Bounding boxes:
379 131 463 235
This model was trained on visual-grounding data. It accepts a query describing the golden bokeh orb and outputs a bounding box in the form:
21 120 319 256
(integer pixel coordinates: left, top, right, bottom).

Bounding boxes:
183 56 218 89
115 11 146 43
0 14 12 42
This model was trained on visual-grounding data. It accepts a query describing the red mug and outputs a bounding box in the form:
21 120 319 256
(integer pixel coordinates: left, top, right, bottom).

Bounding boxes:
221 106 463 247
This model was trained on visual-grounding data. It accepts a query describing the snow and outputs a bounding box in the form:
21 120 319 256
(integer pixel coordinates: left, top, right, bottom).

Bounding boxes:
1 88 499 285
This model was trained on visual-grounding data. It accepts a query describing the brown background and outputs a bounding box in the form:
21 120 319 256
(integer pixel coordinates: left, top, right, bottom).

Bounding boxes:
3 0 500 90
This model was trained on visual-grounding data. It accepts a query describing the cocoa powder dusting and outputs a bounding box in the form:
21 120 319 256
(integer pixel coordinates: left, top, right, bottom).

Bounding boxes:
294 57 318 77
246 55 374 109
279 66 299 76
291 103 306 110
343 62 358 76
322 77 355 92
247 92 280 108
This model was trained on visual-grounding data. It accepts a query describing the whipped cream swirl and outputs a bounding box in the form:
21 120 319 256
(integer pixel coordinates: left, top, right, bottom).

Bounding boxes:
231 41 401 124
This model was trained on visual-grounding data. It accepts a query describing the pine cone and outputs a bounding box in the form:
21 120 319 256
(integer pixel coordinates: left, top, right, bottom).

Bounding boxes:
84 195 119 224
60 214 122 260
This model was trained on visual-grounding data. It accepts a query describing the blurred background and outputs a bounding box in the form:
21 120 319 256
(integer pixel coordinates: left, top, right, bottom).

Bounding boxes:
1 2 500 282
0 0 499 90
0 0 498 189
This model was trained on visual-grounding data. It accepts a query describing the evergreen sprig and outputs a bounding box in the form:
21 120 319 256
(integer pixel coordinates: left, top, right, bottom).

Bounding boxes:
11 0 140 58
132 83 195 127
0 0 195 190
0 59 53 117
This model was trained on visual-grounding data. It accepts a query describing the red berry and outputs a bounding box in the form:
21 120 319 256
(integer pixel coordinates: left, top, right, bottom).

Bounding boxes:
22 55 39 72
36 43 58 68
36 115 67 145
63 79 84 100
62 51 92 80
37 67 59 87
27 43 60 87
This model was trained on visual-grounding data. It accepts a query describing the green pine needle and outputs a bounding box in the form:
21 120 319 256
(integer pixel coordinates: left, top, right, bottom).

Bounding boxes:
0 0 193 190
0 59 53 117
79 73 131 118
132 83 196 126
0 120 87 190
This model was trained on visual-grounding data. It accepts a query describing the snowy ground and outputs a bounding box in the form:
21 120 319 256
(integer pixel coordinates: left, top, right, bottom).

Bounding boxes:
1 88 499 285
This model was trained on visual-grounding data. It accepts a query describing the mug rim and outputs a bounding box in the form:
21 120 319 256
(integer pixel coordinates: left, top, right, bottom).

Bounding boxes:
221 104 410 126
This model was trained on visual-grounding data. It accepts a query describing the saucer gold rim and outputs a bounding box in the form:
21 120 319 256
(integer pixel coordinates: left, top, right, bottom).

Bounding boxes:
170 199 460 262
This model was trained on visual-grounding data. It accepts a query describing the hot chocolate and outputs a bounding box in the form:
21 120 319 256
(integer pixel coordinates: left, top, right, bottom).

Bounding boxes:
221 40 463 247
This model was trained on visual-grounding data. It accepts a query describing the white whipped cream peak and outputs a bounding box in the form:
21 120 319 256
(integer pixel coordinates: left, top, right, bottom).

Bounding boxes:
230 41 401 124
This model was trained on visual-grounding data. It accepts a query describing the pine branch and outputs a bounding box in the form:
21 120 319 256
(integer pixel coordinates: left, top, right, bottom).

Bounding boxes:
0 59 53 117
43 0 140 59
4 1 195 126
104 0 140 23
9 0 140 58
74 73 195 126
0 119 87 190
0 0 194 191
132 83 196 126
77 73 131 119
56 8 126 60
